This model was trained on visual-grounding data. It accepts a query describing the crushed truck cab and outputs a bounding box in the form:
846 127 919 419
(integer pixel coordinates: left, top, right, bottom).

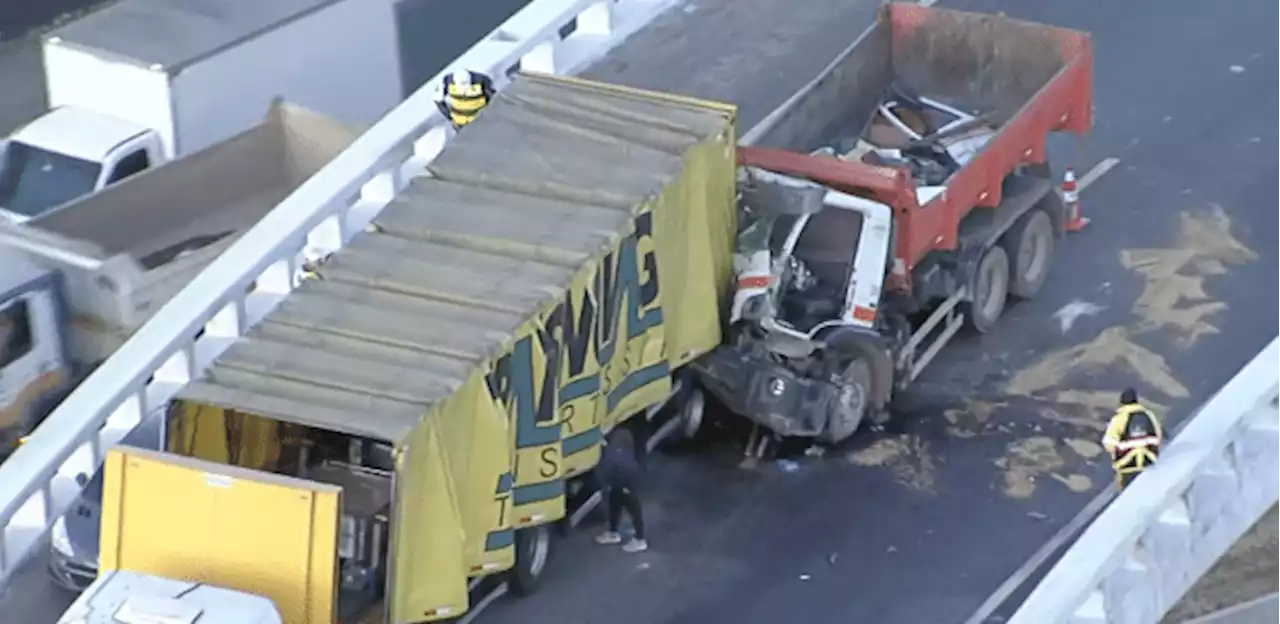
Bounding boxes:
96 73 739 622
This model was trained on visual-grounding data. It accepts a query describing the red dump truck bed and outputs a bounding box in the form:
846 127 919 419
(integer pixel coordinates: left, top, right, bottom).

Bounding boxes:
739 3 1092 273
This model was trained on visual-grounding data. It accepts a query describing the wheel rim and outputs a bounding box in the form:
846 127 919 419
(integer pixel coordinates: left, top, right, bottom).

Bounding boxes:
682 389 706 439
1018 212 1052 285
977 251 1008 320
831 359 871 437
524 528 550 576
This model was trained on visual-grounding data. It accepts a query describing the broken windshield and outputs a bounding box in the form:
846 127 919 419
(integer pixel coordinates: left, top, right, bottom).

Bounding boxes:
737 212 800 256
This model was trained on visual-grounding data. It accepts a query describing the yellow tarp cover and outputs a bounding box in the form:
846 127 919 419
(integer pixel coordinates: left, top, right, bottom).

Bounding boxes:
176 72 738 621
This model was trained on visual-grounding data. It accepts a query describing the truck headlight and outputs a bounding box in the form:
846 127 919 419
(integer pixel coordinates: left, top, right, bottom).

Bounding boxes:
50 517 72 557
768 378 787 397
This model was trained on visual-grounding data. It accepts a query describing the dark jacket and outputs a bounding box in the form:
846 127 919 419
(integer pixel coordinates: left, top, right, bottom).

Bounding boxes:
596 440 642 491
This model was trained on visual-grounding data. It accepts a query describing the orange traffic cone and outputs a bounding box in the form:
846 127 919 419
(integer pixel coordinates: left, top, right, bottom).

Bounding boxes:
1062 166 1089 232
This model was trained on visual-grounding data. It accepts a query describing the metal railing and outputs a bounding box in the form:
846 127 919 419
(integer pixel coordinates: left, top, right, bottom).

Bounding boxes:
0 0 677 584
1010 338 1280 624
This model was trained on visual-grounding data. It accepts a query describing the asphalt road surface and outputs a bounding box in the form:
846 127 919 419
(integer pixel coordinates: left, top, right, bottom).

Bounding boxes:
4 0 1276 622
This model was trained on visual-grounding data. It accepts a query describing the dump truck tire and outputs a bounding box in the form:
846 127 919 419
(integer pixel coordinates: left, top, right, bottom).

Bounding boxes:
1002 208 1055 300
964 245 1009 334
510 525 552 596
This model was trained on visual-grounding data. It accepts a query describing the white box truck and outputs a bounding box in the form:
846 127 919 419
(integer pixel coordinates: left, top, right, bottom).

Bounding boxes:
0 102 360 457
0 0 401 222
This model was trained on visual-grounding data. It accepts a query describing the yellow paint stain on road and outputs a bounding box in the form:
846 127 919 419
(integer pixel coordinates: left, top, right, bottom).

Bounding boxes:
1064 438 1105 460
1006 327 1189 402
943 399 1006 438
994 436 1093 499
1051 473 1093 493
1120 208 1256 348
847 435 940 494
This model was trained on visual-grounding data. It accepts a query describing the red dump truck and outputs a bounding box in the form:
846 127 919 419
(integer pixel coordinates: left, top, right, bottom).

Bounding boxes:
689 4 1093 446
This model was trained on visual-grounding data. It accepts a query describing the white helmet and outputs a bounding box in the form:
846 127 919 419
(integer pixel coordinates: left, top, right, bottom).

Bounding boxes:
451 69 472 88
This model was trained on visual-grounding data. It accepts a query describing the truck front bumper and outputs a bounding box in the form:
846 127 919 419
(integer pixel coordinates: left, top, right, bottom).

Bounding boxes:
48 547 97 592
692 344 838 438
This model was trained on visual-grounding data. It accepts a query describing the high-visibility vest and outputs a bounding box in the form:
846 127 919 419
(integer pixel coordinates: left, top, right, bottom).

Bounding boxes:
1102 403 1162 474
445 77 489 127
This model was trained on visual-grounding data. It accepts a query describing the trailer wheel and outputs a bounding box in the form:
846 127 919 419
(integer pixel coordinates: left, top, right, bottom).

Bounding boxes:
965 245 1009 334
509 525 552 596
1002 208 1055 300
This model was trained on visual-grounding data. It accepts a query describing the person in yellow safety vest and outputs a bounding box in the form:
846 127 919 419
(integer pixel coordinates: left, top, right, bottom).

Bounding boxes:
434 69 495 130
1101 388 1163 490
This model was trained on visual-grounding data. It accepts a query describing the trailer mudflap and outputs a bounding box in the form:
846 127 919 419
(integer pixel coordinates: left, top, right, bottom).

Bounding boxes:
100 446 341 624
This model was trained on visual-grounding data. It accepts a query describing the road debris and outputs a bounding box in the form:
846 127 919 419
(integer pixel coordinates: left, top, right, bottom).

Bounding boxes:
1052 300 1105 333
847 435 940 494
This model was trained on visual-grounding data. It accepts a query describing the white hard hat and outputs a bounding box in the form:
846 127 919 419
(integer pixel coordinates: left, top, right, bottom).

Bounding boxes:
451 69 472 87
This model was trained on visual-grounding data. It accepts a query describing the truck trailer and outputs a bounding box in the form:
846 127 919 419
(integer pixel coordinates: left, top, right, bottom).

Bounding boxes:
0 0 401 221
88 73 738 624
69 5 1094 623
0 102 359 456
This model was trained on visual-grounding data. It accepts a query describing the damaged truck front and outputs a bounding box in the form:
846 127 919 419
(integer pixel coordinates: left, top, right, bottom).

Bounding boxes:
694 4 1094 445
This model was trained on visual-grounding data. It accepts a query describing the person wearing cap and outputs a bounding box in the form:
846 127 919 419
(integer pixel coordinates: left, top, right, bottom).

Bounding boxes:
1101 388 1163 490
435 69 496 131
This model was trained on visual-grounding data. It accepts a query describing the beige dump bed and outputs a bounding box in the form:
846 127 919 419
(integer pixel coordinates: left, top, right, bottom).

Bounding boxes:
0 103 358 361
178 73 732 443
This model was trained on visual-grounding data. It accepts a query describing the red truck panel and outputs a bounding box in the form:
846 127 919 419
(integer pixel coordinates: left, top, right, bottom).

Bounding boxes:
740 4 1093 274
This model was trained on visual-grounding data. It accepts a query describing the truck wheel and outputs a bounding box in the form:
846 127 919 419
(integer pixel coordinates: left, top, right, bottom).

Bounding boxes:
509 525 552 596
680 387 707 440
964 245 1009 334
1002 208 1055 300
823 358 872 443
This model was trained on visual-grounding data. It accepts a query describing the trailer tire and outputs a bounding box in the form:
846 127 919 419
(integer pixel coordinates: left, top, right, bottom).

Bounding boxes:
509 525 552 596
1002 208 1055 300
964 245 1009 334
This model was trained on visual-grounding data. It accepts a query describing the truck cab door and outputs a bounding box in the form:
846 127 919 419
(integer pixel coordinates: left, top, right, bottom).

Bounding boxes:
96 134 161 190
0 282 68 446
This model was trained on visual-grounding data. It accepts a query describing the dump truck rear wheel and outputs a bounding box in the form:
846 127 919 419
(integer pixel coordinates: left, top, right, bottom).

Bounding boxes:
509 525 552 596
1002 208 1055 300
964 245 1009 334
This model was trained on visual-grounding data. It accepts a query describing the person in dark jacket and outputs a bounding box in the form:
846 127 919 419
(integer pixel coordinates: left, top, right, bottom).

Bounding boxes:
593 431 648 553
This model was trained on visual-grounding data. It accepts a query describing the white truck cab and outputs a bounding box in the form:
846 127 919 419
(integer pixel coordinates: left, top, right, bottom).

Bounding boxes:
1 108 163 222
0 103 360 458
0 254 70 450
0 0 402 222
57 569 283 624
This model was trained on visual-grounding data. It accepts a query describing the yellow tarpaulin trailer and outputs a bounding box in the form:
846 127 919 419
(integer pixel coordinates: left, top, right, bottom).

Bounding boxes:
123 72 738 622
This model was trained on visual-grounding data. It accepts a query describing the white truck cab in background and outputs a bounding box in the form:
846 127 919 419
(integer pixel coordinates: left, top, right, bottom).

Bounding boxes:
0 0 402 223
57 569 283 624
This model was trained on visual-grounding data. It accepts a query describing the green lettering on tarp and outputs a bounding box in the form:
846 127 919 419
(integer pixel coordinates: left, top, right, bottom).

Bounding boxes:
489 212 667 461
